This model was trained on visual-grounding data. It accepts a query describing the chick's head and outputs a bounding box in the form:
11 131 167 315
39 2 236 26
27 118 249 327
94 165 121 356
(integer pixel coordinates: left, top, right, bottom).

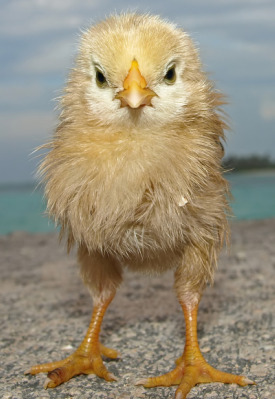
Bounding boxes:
68 13 206 132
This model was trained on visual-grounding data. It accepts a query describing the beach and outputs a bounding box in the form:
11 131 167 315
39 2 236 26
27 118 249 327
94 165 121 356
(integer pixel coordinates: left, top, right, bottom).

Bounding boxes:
1 219 274 398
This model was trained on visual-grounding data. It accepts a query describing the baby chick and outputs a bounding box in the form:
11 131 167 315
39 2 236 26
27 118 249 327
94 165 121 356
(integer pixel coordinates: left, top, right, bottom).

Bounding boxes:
26 13 254 398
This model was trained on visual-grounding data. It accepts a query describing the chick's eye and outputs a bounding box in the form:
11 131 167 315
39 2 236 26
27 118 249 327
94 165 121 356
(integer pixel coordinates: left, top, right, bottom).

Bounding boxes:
164 66 176 84
96 69 108 87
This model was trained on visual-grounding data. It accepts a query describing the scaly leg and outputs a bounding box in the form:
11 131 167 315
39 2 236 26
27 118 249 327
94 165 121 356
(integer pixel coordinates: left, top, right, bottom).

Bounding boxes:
25 294 118 388
137 299 255 398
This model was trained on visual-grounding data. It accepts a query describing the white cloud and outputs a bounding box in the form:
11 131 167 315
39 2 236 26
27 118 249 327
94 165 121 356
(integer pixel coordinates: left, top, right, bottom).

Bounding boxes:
0 0 103 37
14 38 76 75
260 101 275 121
179 6 275 29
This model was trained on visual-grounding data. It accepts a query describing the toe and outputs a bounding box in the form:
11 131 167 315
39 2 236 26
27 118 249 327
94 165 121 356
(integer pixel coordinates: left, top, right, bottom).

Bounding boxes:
89 355 117 382
100 343 120 359
25 359 69 375
204 364 255 386
46 365 74 388
136 366 183 387
175 366 199 399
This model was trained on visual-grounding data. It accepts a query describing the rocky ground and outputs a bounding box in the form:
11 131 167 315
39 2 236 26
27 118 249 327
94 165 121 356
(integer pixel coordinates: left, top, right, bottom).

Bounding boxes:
0 219 274 398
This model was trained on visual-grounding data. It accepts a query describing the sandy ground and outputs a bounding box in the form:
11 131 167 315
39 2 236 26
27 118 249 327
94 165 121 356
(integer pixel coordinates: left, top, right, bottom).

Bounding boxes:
0 219 274 399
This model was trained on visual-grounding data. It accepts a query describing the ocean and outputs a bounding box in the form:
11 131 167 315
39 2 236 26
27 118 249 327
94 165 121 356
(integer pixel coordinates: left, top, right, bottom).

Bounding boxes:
0 171 275 235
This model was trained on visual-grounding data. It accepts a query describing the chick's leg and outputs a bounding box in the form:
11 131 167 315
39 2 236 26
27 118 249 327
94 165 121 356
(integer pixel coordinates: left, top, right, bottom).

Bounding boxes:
26 248 122 388
137 275 254 398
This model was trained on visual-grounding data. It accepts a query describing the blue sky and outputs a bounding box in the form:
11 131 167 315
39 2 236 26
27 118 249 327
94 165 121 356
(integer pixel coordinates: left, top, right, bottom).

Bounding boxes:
0 0 274 183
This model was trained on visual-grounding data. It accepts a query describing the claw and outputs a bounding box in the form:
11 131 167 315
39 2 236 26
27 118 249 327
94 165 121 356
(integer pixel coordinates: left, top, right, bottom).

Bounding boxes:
24 368 32 375
243 377 256 385
108 372 118 382
43 377 53 389
135 378 148 385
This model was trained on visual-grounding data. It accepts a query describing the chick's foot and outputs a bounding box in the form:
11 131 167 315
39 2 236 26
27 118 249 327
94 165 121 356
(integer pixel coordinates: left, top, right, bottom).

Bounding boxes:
25 343 118 388
136 301 254 398
25 294 119 388
136 353 254 399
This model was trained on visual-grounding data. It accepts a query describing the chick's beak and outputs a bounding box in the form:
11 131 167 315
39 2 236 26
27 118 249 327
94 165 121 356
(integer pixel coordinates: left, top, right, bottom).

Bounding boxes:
115 60 156 109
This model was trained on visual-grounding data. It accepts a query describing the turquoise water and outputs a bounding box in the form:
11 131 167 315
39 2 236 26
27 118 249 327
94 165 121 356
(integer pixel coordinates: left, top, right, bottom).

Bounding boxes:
0 171 275 235
0 184 56 235
228 171 275 220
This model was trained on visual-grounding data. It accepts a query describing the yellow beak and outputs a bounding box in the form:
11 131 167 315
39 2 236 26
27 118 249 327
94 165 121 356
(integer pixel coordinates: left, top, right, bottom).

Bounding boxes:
115 60 156 109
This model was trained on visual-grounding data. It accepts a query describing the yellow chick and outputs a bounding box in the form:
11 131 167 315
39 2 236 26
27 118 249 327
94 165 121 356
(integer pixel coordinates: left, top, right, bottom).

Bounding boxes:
26 13 254 398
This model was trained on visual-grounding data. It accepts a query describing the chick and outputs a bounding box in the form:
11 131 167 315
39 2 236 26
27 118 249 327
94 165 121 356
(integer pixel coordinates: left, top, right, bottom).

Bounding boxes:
26 13 254 398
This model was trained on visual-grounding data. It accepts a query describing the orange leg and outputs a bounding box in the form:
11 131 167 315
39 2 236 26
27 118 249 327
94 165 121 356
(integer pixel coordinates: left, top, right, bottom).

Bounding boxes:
136 301 255 399
25 294 119 388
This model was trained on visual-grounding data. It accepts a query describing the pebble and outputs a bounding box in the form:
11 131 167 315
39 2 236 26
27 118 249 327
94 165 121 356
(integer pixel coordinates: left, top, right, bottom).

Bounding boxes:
201 346 211 353
235 251 247 261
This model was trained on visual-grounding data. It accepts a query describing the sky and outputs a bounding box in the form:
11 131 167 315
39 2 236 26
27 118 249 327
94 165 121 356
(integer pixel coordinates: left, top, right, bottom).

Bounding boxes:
0 0 274 183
